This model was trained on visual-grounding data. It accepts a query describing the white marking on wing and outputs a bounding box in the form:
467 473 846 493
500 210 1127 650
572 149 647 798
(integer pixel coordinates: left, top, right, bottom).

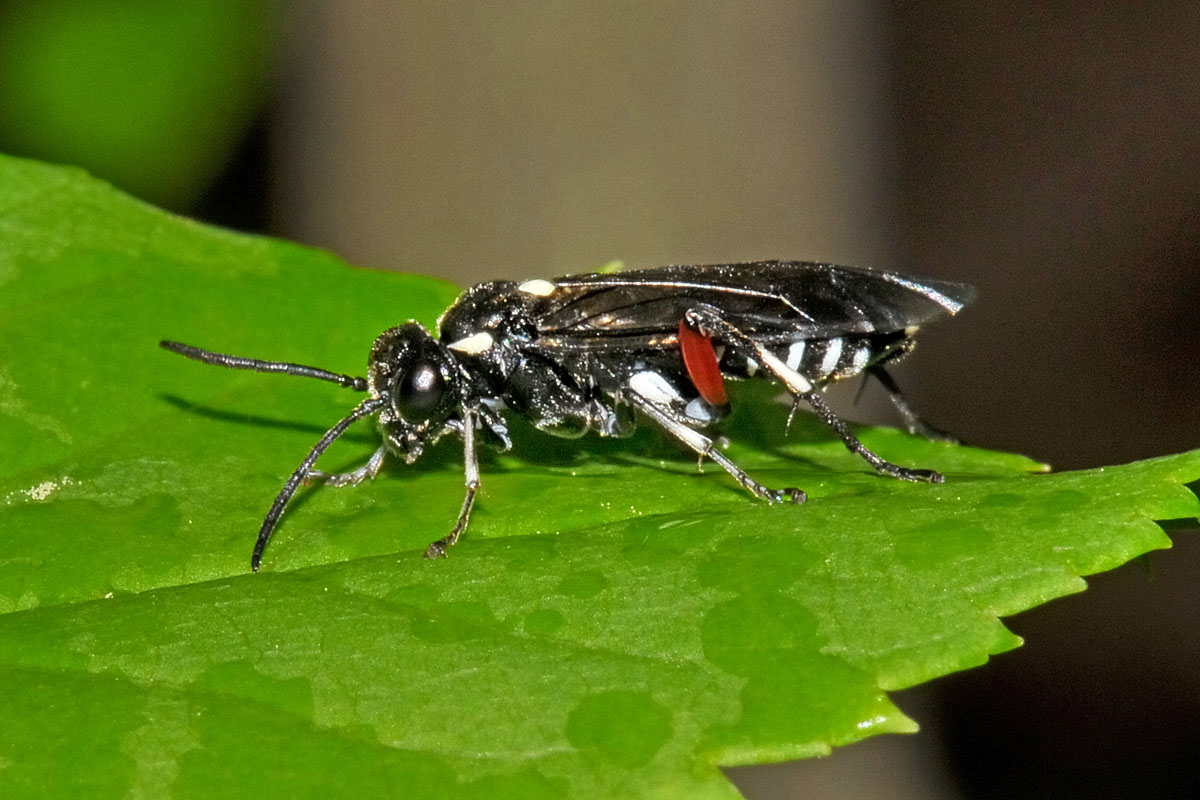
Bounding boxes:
882 275 966 313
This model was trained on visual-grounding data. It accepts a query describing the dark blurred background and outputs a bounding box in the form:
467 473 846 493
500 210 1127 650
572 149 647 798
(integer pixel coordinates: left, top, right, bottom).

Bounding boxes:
2 2 1196 797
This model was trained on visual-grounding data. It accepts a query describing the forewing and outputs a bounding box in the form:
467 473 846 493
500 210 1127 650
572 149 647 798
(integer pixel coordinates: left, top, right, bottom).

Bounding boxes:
528 261 974 349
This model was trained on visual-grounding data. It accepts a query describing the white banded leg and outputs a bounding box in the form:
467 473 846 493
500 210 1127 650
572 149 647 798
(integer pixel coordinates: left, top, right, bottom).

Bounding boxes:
425 408 481 558
625 388 805 504
683 305 944 485
305 445 388 487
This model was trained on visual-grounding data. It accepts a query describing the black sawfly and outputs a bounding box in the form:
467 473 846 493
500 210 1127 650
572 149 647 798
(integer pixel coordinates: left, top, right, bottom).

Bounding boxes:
161 260 974 570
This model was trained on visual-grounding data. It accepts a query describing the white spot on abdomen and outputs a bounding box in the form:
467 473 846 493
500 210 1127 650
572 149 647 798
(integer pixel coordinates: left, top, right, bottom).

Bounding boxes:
785 340 806 370
819 337 843 377
849 342 870 373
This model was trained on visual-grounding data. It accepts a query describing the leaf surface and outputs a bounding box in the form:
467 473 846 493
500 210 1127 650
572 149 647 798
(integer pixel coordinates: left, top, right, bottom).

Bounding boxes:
1 154 1196 798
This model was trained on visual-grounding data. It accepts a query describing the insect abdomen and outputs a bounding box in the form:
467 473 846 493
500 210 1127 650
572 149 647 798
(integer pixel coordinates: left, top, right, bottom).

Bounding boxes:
740 331 910 386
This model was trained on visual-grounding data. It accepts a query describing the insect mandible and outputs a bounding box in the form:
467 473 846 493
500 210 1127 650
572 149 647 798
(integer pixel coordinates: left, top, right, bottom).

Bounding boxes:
161 260 974 570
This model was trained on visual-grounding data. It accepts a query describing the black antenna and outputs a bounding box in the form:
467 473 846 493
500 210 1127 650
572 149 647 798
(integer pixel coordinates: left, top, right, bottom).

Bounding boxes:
251 396 386 571
160 340 368 391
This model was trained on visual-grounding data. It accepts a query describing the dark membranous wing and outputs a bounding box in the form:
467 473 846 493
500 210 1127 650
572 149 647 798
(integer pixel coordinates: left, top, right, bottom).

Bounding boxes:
526 261 975 351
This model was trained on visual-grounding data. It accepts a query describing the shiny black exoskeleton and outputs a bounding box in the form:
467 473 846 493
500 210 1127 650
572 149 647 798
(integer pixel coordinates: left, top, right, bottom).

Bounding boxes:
162 260 974 570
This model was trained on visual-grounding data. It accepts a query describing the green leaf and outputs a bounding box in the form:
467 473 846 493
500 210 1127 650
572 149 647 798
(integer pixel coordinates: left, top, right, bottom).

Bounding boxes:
1 153 1196 798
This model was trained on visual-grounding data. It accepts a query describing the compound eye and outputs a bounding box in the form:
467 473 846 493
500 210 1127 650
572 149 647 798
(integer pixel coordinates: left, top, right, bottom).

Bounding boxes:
394 359 447 420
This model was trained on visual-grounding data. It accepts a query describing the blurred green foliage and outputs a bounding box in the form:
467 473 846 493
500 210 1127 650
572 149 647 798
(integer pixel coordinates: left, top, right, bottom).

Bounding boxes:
0 0 272 208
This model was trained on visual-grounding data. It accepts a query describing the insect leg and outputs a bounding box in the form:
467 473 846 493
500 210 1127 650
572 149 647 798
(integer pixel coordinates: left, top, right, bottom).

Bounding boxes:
251 396 386 571
305 445 388 487
867 366 957 442
425 408 481 558
800 390 943 483
683 306 943 485
625 388 805 504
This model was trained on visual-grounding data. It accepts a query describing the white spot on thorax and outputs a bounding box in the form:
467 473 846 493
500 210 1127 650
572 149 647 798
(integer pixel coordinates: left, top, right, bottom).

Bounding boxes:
447 331 494 355
517 279 556 296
